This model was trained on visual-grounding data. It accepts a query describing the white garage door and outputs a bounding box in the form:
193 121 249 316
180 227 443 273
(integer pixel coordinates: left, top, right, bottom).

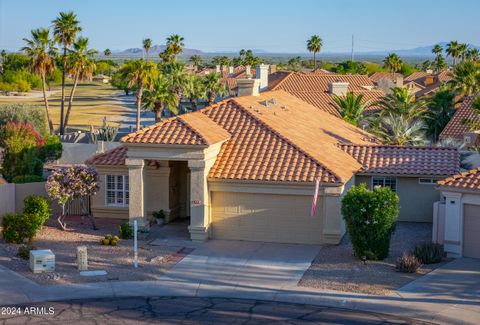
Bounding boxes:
211 191 323 245
463 204 480 259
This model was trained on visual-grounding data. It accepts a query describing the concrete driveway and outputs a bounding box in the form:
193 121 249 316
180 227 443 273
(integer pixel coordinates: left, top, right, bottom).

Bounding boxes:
161 240 321 296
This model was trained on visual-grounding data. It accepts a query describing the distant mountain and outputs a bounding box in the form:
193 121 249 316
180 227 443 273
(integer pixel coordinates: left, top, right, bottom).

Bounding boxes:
356 42 480 57
113 44 204 57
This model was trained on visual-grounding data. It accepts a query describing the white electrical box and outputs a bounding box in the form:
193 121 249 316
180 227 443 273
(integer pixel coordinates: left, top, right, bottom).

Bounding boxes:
29 249 55 273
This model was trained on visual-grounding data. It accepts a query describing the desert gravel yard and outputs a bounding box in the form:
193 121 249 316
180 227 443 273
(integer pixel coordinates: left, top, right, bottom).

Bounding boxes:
0 217 190 285
299 222 450 295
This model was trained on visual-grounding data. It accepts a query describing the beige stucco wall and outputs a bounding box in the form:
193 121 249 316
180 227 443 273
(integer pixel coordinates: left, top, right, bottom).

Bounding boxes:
14 182 62 215
355 175 441 222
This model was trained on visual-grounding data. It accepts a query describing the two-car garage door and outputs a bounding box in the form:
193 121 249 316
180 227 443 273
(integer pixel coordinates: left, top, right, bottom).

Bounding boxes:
463 204 480 259
211 191 323 245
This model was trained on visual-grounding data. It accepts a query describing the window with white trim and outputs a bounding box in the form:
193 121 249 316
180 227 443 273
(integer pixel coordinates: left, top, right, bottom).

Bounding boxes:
106 175 129 207
372 177 397 192
418 178 436 185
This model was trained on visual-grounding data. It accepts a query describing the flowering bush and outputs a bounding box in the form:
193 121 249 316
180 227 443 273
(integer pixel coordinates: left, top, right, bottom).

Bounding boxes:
341 183 399 260
45 166 99 230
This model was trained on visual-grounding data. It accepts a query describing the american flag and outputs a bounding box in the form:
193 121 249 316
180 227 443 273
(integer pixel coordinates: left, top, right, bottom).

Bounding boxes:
310 178 320 217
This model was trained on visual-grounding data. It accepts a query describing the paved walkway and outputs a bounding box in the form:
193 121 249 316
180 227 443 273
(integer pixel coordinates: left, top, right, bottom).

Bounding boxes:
0 297 433 324
0 247 479 324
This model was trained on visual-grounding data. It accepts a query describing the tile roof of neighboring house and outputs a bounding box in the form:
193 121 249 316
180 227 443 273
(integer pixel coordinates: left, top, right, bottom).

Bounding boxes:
437 167 480 191
268 72 384 116
221 66 257 94
439 96 477 140
404 71 453 97
404 71 431 82
121 111 231 145
339 144 460 177
85 146 157 167
369 72 403 82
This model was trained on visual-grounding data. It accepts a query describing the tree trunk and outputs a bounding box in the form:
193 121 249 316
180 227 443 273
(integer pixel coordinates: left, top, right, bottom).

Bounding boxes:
191 97 198 111
41 73 54 135
60 46 67 135
153 102 163 122
313 52 316 70
136 79 143 131
208 92 215 106
63 73 80 134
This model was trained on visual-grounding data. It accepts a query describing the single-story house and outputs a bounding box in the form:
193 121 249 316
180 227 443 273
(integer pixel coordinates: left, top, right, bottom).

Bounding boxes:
86 89 460 245
437 168 480 258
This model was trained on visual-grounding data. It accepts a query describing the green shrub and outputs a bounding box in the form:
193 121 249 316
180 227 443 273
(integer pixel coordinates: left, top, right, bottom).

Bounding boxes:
0 103 47 136
341 184 399 260
118 222 133 239
414 242 444 264
23 195 51 228
396 252 421 273
12 175 44 183
1 213 39 244
18 244 36 260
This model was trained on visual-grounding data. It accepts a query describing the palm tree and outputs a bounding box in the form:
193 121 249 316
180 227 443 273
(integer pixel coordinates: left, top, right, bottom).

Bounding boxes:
63 37 97 132
306 35 322 69
424 88 456 141
446 41 460 66
52 11 82 135
466 48 479 63
434 55 447 73
374 113 426 145
142 38 152 60
432 44 443 57
142 74 178 122
119 59 157 130
449 61 480 96
332 92 368 126
203 73 226 105
458 43 469 62
22 28 56 134
377 87 428 120
189 54 202 71
104 48 111 57
166 34 184 58
183 75 206 111
383 53 403 76
162 61 187 104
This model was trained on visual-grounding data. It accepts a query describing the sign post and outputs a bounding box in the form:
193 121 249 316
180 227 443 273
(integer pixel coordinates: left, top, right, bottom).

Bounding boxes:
133 220 138 269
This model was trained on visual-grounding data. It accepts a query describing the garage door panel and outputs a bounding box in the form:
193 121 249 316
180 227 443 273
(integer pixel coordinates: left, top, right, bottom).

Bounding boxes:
463 204 480 259
211 191 323 245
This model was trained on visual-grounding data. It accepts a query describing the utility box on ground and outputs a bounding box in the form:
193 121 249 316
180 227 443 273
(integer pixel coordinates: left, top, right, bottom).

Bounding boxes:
29 249 55 273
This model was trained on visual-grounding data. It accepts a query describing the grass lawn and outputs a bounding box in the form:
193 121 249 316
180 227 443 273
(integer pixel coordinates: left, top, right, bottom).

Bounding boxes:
0 82 132 131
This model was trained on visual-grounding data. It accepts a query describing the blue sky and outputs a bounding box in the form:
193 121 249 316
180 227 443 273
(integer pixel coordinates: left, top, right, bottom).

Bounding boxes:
0 0 479 53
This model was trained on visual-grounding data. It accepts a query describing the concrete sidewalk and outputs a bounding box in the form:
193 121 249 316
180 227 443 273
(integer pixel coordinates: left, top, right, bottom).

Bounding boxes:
0 258 479 325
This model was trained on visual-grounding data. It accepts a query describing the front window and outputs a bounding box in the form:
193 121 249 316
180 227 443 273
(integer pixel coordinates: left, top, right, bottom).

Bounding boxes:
106 175 129 207
372 176 397 192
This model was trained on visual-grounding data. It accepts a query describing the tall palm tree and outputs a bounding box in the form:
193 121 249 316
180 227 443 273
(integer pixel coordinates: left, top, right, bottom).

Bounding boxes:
434 55 447 73
449 61 480 96
52 11 82 135
377 87 428 120
63 37 97 132
142 38 152 60
203 73 226 105
432 44 443 57
189 54 202 71
166 34 184 58
22 28 56 134
104 48 111 57
162 61 187 104
142 74 178 122
458 43 469 62
306 35 322 69
183 75 206 111
446 41 460 66
119 60 157 130
333 92 368 126
424 87 456 141
374 113 426 145
383 53 403 76
466 48 479 63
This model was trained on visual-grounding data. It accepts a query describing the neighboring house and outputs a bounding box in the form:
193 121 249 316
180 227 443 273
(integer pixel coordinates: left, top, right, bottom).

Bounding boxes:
403 70 453 98
439 96 478 144
437 168 480 258
340 144 460 222
85 89 460 245
369 72 404 94
267 71 385 116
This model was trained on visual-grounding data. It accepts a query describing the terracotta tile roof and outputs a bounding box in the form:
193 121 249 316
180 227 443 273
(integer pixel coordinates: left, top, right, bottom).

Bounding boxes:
437 167 480 191
437 70 454 83
439 97 477 140
85 146 157 167
221 66 257 94
268 71 384 116
404 71 453 97
369 72 403 82
121 111 231 145
339 144 460 176
404 71 431 82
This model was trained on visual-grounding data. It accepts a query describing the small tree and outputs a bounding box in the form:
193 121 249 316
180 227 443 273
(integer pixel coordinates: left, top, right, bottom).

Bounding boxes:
341 184 399 260
45 166 99 230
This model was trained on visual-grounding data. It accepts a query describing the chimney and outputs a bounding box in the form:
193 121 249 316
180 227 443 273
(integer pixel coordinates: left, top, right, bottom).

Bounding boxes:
329 82 349 96
216 65 221 74
269 65 277 74
424 75 434 86
237 79 260 97
256 64 269 91
245 65 252 78
228 66 234 75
